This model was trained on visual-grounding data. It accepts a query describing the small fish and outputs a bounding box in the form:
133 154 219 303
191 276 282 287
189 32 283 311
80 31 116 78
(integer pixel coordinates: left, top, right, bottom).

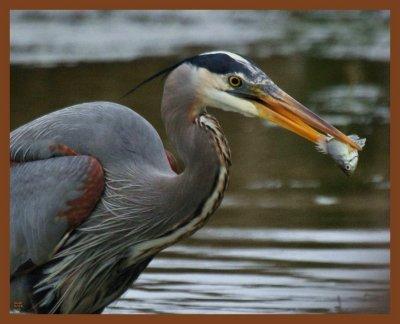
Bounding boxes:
316 134 366 176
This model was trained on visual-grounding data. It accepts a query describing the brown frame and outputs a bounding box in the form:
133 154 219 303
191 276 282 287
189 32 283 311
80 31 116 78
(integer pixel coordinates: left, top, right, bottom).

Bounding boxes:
1 1 398 322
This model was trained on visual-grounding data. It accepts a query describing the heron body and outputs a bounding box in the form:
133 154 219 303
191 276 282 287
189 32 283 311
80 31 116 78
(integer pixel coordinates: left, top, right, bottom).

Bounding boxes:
10 51 360 313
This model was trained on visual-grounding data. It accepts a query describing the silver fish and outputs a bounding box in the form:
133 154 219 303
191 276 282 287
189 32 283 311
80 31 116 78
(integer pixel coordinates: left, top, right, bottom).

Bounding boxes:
316 134 366 176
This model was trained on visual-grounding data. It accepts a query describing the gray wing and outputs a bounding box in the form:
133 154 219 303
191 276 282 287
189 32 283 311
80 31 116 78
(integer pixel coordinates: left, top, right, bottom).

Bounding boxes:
10 102 171 173
10 101 175 273
11 155 104 276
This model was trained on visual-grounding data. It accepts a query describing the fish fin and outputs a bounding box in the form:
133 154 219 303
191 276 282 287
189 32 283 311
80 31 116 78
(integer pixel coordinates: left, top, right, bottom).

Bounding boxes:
315 138 328 154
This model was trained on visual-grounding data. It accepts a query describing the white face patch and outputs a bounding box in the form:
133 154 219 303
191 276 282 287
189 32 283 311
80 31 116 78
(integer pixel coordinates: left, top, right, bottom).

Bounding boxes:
204 87 259 117
195 66 229 90
186 66 259 117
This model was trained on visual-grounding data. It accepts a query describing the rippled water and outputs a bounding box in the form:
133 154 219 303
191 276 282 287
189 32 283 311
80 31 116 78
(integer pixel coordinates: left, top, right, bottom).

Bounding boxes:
105 228 389 314
10 10 389 314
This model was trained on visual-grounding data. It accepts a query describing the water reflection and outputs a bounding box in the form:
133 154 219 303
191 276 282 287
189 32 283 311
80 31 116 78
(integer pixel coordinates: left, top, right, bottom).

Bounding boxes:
104 227 389 314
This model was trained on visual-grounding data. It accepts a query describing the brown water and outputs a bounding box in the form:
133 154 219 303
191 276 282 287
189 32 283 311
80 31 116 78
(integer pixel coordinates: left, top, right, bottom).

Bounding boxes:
10 10 389 314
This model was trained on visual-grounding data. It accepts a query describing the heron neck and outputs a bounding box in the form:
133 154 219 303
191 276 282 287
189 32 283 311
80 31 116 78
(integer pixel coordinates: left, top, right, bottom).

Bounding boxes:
161 65 221 173
160 76 230 229
161 95 222 187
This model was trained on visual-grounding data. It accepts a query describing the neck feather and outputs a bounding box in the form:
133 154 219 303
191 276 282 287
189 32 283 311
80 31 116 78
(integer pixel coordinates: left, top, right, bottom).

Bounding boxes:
153 112 231 248
159 65 231 234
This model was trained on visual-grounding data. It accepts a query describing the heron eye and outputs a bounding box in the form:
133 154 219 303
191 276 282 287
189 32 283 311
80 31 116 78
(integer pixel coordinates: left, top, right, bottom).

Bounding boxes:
228 76 242 87
345 165 351 170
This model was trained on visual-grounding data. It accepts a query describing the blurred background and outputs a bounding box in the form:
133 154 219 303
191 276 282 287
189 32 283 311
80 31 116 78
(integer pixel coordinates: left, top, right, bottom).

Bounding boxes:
10 10 390 314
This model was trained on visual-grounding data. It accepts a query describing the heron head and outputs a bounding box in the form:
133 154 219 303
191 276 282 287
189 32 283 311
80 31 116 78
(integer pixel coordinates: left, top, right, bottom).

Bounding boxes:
125 51 361 150
180 51 361 150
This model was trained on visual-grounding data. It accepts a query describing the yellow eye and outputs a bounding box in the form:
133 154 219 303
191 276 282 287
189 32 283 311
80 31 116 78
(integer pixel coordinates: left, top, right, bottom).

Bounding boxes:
228 76 242 87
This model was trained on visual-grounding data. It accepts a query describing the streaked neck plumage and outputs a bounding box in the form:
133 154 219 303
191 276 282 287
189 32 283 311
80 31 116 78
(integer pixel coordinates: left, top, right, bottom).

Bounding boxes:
160 63 231 232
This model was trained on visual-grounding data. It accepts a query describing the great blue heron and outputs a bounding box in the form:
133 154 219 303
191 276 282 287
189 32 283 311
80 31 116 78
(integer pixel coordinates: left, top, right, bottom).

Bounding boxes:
10 51 361 314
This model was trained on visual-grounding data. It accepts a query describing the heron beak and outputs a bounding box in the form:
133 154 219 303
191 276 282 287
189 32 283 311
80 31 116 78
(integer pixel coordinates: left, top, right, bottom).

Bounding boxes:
248 85 362 151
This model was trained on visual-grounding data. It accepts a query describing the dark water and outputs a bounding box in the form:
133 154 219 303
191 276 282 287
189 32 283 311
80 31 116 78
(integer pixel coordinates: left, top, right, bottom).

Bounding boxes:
10 10 389 314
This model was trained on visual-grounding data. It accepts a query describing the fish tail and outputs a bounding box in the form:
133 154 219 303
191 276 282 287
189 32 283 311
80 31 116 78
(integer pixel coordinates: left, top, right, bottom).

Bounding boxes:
349 135 367 149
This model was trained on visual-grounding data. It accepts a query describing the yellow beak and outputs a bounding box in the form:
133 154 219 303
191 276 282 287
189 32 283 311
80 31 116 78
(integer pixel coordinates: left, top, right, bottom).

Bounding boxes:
252 85 362 151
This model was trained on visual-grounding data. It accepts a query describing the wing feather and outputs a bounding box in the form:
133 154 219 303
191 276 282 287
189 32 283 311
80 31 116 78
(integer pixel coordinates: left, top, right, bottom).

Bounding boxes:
11 156 104 276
